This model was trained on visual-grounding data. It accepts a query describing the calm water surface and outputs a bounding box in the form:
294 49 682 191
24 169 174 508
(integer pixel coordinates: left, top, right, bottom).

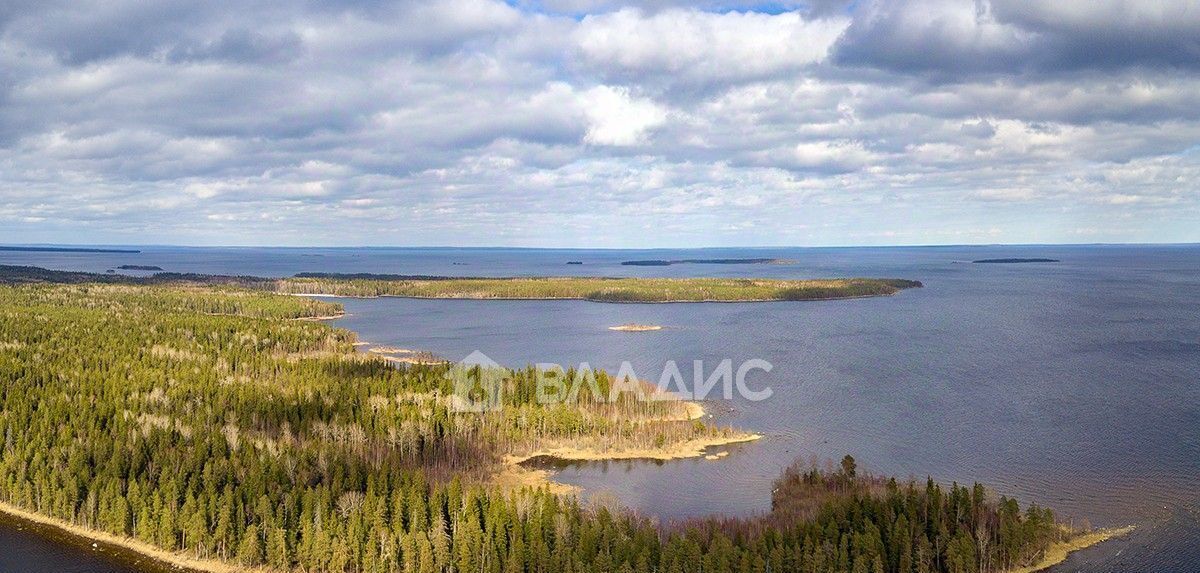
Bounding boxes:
1 245 1197 572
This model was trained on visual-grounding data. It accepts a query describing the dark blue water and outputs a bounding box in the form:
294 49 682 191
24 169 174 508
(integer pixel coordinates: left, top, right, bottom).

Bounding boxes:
0 511 193 573
1 244 1197 572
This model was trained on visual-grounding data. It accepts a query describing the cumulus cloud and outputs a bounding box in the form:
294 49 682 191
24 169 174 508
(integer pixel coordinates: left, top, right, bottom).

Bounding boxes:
578 85 667 146
575 8 850 85
835 0 1200 76
0 0 1197 246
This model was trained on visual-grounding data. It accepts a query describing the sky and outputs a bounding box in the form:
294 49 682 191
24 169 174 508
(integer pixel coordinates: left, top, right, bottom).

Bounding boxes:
1 0 1198 247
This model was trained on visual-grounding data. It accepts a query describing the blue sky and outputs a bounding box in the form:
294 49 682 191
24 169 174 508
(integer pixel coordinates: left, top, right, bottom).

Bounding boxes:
1 0 1198 247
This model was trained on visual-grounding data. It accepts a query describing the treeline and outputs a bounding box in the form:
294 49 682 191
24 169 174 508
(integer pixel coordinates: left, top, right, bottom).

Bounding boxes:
0 282 1074 573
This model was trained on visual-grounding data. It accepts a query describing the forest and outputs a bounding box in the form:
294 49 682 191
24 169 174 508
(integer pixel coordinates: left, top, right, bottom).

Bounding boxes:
0 279 1089 573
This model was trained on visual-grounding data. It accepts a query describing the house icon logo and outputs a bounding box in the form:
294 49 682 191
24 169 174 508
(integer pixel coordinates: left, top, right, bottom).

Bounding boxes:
448 350 504 412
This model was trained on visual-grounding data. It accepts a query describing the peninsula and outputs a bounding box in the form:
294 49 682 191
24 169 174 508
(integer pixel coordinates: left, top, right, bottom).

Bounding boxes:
621 257 794 266
0 265 922 302
276 274 923 302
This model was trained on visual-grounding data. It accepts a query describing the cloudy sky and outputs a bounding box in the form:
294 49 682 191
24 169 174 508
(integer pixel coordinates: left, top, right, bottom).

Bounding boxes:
1 0 1198 247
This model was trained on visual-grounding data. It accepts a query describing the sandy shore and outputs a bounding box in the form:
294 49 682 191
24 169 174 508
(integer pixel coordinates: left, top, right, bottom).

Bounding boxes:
294 313 345 321
504 431 761 467
366 346 445 365
1010 526 1134 573
367 346 418 354
378 355 446 365
608 324 663 332
0 500 237 573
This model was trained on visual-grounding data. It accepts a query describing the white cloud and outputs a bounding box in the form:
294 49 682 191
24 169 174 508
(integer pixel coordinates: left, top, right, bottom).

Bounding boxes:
575 8 849 84
1 1 1199 246
578 85 667 146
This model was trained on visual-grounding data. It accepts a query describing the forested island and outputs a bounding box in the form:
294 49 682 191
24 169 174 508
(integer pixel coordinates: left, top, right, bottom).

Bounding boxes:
972 259 1059 264
0 277 1123 573
118 264 166 271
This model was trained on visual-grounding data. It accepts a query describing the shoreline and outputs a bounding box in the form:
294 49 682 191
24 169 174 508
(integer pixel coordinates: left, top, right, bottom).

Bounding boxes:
1011 526 1134 573
2 283 1128 573
494 399 754 492
496 433 762 493
0 500 237 573
293 312 345 321
280 291 904 304
280 291 902 304
503 432 763 467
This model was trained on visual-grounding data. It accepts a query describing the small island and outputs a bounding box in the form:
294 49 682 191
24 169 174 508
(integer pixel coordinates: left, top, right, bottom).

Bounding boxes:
973 258 1060 263
116 264 164 271
609 323 663 332
566 261 583 265
621 257 794 266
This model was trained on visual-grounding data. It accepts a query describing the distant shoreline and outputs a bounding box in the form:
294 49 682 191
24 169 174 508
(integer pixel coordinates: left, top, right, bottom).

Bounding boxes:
973 258 1060 264
620 258 796 266
283 290 909 304
0 245 140 253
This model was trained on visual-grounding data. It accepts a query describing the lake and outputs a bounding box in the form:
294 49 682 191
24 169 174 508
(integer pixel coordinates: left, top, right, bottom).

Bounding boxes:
1 244 1197 572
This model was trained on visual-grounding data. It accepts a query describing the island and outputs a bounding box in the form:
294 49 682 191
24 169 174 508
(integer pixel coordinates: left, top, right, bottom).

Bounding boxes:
117 264 164 270
609 323 663 331
973 258 1060 263
621 257 794 266
0 272 1125 573
566 261 583 265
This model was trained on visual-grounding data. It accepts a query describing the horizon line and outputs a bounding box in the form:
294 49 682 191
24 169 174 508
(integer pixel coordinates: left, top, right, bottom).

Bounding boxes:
2 240 1200 251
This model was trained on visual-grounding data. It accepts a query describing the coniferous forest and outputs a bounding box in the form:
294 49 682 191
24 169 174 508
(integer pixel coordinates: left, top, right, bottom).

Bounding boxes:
0 279 1084 573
